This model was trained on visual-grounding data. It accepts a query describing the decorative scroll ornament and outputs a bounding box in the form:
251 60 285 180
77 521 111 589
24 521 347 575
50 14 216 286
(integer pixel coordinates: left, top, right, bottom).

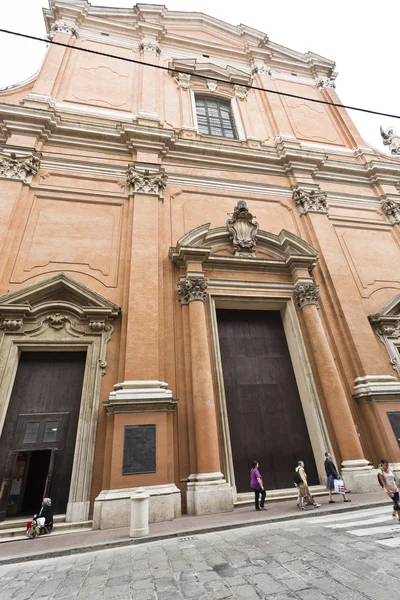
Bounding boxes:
234 85 249 100
381 196 400 224
294 283 320 308
226 200 259 257
44 313 68 329
316 76 336 90
126 166 167 197
252 63 271 76
0 152 40 183
177 278 208 304
0 319 23 331
174 73 191 90
98 359 107 376
139 39 161 54
48 20 78 40
293 188 328 214
380 126 400 155
89 320 110 332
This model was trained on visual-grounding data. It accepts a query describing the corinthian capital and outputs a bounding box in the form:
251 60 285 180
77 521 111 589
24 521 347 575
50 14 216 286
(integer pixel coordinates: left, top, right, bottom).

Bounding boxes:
294 282 320 308
293 188 328 215
177 277 208 304
381 196 400 224
126 166 167 197
0 151 41 183
48 20 78 40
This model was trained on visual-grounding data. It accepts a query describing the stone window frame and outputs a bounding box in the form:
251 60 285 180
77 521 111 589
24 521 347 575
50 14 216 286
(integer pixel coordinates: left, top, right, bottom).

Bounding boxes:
190 89 245 141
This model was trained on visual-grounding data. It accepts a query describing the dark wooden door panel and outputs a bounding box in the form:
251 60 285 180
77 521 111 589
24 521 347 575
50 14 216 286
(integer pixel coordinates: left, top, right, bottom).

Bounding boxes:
0 352 86 515
217 309 318 493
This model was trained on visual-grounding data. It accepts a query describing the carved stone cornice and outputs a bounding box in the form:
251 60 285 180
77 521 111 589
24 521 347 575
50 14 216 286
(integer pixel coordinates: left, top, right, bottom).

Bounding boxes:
126 166 167 197
48 20 78 40
293 188 328 214
177 277 208 305
294 282 320 308
139 39 161 54
226 200 259 257
380 195 400 224
0 151 41 183
174 73 191 90
316 76 336 90
380 126 400 156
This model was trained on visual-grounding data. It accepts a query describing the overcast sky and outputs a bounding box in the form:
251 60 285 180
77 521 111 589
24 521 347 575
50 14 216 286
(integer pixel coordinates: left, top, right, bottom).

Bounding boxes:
1 0 399 155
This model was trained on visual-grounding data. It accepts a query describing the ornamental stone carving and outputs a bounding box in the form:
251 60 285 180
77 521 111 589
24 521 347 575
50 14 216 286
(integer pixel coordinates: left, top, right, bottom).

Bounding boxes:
294 283 320 308
126 166 167 197
48 20 78 39
0 152 41 183
0 319 23 331
252 63 271 76
381 196 400 224
206 80 218 92
316 76 336 90
89 320 110 332
44 313 68 329
226 200 259 257
174 73 191 90
234 85 249 100
380 126 400 155
293 188 328 214
139 39 161 54
177 278 208 304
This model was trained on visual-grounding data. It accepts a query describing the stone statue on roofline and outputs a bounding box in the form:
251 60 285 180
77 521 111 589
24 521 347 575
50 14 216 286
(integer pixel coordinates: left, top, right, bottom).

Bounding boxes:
380 126 400 155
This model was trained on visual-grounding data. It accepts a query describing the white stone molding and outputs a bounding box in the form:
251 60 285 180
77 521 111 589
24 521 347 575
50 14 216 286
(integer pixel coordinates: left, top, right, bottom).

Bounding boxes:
369 297 400 376
294 282 320 308
293 188 328 214
353 375 400 404
48 20 78 40
177 277 208 304
169 58 252 86
380 126 400 155
186 473 234 516
139 39 161 54
0 151 41 184
174 72 191 90
126 165 167 197
226 200 259 257
233 84 249 100
0 273 120 523
316 76 336 90
380 195 400 223
104 380 176 414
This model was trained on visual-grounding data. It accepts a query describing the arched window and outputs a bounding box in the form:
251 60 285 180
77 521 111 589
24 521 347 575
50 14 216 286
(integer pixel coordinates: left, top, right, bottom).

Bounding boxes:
195 96 238 139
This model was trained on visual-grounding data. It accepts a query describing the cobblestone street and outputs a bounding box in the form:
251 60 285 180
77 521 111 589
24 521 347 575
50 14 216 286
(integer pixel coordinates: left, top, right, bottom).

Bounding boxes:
1 505 400 600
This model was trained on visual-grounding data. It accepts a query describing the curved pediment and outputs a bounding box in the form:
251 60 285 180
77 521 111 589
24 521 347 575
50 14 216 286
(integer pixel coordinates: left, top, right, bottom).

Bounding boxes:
169 219 318 272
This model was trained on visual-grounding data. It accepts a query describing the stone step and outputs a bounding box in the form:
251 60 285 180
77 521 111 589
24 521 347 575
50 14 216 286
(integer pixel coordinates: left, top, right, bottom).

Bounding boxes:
0 513 66 531
235 485 329 507
0 518 92 541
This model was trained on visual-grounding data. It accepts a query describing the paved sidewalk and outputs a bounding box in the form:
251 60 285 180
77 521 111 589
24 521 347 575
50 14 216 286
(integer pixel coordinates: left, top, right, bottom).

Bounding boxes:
0 491 390 565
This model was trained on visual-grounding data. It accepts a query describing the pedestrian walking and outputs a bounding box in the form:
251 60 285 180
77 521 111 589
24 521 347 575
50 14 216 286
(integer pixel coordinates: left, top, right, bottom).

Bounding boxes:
250 460 266 511
378 459 400 522
294 461 321 509
324 452 351 503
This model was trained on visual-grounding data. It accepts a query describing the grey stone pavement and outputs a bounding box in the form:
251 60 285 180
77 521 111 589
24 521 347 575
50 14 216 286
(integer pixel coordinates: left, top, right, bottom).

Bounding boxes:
1 508 400 600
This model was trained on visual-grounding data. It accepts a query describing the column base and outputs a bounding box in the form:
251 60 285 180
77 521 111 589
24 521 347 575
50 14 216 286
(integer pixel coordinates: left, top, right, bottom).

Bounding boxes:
66 501 90 523
187 473 234 516
341 460 378 493
93 484 181 530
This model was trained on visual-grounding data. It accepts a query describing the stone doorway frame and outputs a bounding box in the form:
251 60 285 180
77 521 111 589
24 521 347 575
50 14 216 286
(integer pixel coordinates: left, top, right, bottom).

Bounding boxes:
208 292 332 500
0 273 120 522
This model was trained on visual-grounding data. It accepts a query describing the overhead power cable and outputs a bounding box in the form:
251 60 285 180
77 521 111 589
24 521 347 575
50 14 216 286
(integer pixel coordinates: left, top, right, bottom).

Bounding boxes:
1 28 400 121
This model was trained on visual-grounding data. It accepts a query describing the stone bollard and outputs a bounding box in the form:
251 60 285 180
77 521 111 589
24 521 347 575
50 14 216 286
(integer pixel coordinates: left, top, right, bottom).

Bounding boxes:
130 487 150 538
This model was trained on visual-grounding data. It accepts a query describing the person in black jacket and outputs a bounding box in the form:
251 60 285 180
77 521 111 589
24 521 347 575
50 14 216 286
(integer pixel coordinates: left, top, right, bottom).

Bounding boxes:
325 452 351 503
34 498 53 531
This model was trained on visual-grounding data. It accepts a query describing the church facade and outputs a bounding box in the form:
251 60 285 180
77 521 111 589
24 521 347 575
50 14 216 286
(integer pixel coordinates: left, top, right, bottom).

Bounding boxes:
0 0 400 528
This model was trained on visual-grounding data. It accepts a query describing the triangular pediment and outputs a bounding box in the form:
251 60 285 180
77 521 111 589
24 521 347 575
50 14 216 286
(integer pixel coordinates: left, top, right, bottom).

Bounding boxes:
0 273 120 320
370 294 400 321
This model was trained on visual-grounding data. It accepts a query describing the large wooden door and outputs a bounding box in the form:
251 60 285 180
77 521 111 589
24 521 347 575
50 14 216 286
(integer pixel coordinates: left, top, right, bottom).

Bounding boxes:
0 352 86 516
217 309 318 493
